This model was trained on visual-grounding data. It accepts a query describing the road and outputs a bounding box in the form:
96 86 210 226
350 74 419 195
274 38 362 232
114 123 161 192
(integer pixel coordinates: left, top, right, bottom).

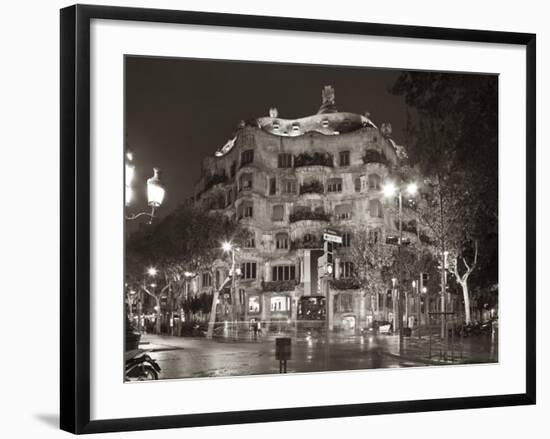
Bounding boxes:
137 330 498 380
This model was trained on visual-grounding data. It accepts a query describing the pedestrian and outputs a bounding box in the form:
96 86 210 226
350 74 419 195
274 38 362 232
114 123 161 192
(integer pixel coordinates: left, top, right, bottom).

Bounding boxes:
252 320 259 340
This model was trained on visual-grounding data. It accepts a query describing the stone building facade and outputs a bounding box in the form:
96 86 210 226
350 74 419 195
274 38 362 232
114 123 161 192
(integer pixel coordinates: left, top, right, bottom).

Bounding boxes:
192 86 406 333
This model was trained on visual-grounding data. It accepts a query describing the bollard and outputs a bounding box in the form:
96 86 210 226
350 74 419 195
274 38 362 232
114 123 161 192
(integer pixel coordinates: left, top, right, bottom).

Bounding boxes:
275 337 291 373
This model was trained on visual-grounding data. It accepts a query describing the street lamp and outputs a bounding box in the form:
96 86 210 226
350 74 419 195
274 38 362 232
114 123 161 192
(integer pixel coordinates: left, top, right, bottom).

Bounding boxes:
147 266 158 277
125 152 135 206
382 180 418 342
125 152 166 223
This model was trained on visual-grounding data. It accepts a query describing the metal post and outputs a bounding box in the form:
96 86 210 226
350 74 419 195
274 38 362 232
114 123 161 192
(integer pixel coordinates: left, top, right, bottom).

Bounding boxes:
417 279 421 339
137 294 143 333
397 192 403 351
230 250 237 340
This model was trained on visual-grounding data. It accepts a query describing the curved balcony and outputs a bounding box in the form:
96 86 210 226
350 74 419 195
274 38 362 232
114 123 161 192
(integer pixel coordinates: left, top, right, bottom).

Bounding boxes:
329 278 361 291
299 180 324 195
294 152 334 168
289 209 331 223
362 149 390 167
261 280 298 293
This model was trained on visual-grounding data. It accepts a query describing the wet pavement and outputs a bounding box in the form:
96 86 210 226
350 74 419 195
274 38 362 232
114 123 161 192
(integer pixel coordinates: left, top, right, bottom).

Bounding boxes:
138 329 498 380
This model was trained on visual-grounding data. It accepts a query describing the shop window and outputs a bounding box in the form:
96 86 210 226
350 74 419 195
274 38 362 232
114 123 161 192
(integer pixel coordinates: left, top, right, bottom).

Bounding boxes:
337 293 354 312
270 296 290 312
248 296 260 313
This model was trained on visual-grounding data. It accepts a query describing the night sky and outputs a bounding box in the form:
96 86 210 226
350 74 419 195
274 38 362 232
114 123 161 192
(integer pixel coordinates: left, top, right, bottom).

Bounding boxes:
125 56 410 218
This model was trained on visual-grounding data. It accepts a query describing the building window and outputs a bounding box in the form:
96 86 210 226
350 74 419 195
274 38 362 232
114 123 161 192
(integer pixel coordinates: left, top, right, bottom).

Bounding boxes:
245 233 256 248
282 179 296 194
275 232 289 249
270 296 290 312
335 204 352 220
248 296 260 313
339 232 351 248
369 199 383 218
339 261 354 278
240 149 254 167
240 262 257 280
354 177 361 192
272 265 296 281
337 293 354 312
215 270 220 288
239 173 253 191
368 174 381 190
239 201 253 219
269 177 277 195
327 178 343 193
278 153 292 168
202 272 212 288
369 229 381 243
230 161 236 178
339 150 350 166
272 205 284 221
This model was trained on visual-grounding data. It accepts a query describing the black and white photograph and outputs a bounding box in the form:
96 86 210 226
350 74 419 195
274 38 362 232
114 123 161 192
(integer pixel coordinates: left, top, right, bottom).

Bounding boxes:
124 57 499 381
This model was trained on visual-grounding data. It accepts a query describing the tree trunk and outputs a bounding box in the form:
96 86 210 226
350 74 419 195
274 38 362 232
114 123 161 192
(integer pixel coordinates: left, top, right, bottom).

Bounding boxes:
155 298 162 334
206 290 219 339
460 281 472 324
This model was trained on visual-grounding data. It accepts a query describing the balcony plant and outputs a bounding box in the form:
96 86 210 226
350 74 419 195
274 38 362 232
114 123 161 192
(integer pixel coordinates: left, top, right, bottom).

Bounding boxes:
299 180 324 195
289 208 330 223
294 151 333 168
261 280 298 292
329 278 361 290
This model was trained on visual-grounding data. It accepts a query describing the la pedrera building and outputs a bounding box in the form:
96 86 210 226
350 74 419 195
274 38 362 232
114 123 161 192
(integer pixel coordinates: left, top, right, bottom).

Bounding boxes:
193 86 406 333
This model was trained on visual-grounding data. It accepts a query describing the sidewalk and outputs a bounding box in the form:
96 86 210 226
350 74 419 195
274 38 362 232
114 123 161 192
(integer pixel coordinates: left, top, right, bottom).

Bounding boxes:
379 331 499 365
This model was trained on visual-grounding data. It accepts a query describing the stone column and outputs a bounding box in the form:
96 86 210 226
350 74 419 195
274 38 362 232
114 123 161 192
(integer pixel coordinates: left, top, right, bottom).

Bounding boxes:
303 250 311 296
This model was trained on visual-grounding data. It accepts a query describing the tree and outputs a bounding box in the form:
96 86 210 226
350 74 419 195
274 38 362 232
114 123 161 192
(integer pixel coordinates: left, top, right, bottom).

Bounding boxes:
126 204 249 335
391 72 498 324
348 227 395 322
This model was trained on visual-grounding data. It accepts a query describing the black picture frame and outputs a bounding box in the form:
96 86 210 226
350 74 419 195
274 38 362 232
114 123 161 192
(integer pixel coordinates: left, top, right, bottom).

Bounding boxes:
60 4 536 434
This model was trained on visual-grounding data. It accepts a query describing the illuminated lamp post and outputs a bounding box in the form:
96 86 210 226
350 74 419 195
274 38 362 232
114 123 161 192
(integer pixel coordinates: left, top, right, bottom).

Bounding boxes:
125 151 165 223
382 181 418 343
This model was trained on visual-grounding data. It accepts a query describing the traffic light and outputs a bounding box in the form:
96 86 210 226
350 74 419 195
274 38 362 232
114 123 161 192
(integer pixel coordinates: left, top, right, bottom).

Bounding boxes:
324 240 334 278
421 272 429 283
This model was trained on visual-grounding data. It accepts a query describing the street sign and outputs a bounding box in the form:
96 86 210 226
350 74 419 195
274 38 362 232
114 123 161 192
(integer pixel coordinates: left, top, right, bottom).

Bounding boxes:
323 232 342 243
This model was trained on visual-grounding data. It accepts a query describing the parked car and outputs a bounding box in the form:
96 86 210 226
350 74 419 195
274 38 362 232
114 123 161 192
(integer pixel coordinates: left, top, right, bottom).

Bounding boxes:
373 320 392 334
